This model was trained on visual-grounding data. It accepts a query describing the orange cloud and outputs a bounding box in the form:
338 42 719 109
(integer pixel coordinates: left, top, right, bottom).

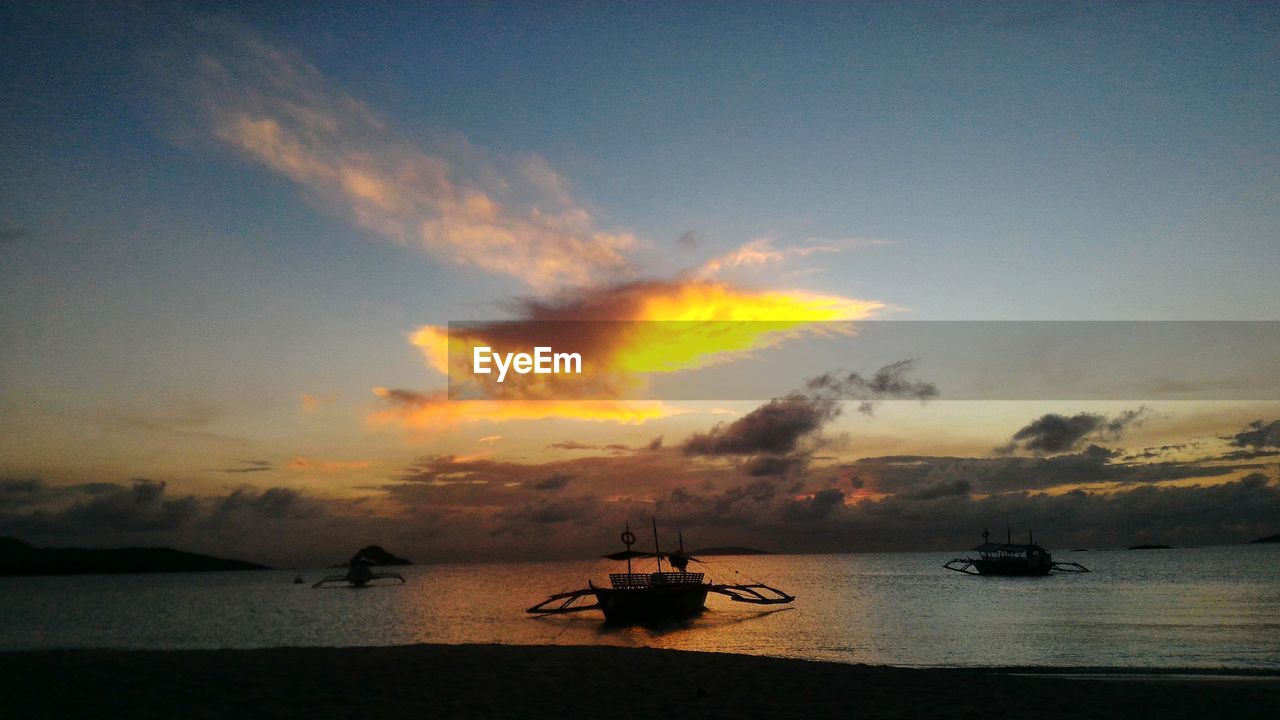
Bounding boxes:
369 388 678 430
300 394 338 412
409 279 883 402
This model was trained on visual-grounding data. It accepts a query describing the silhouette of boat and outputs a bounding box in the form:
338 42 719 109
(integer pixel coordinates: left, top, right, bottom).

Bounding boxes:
312 551 406 588
527 520 794 622
943 529 1089 576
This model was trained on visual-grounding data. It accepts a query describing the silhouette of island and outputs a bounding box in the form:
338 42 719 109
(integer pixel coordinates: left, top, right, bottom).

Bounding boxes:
0 537 269 576
329 544 412 567
690 546 772 556
1249 533 1280 544
1128 544 1174 550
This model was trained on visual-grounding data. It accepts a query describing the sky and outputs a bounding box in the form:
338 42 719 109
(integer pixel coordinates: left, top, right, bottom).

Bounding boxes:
1 1 1278 566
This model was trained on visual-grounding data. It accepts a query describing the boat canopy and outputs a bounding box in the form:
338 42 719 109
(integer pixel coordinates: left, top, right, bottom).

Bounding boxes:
973 542 1045 553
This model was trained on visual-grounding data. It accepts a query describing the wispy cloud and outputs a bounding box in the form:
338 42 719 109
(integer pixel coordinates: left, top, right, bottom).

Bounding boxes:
170 18 634 290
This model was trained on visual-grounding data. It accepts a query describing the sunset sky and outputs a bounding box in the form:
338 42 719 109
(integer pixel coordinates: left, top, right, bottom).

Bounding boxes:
2 2 1278 566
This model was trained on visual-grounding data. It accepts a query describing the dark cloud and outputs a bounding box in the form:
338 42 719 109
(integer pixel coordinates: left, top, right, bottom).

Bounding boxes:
1228 419 1280 449
742 455 807 477
997 408 1148 455
1220 449 1280 461
781 488 846 521
685 392 835 457
530 474 572 492
60 480 200 533
548 441 596 450
216 460 274 474
676 230 704 249
848 447 1248 497
208 487 318 524
805 359 940 416
647 435 664 451
684 361 937 480
899 479 972 501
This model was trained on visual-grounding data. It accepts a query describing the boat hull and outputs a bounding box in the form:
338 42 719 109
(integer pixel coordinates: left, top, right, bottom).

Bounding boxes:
972 559 1052 576
593 585 709 623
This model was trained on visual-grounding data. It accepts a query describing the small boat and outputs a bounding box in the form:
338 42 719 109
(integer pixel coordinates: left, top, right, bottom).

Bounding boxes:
944 529 1089 576
527 520 794 623
312 557 406 588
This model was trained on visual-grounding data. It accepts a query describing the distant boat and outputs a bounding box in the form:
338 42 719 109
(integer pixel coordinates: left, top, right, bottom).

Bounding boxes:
312 548 407 588
527 520 794 623
943 529 1089 576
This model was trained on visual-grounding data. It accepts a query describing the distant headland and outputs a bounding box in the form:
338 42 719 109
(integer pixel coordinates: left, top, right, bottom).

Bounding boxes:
0 537 269 576
1250 534 1280 544
691 546 772 556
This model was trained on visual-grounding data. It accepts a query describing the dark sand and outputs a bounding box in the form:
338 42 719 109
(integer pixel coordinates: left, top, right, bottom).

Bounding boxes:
3 644 1277 719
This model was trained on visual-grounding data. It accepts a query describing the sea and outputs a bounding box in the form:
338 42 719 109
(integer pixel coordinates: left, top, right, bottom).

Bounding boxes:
3 544 1278 668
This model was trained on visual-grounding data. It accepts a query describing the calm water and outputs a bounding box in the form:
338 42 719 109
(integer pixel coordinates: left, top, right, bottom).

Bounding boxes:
3 545 1278 668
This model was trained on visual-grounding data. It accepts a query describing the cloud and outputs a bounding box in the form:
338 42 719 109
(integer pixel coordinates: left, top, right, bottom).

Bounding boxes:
301 394 337 412
372 277 883 429
530 474 572 492
805 359 940 415
215 460 273 474
7 479 203 535
548 441 597 451
208 487 319 524
169 18 634 291
848 447 1249 497
686 393 838 457
676 230 704 250
1228 419 1280 449
997 408 1148 455
781 488 846 521
683 360 936 476
369 387 675 429
691 238 843 279
286 457 372 474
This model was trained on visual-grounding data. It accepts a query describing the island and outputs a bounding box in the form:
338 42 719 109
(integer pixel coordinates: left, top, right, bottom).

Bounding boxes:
1249 533 1280 544
330 545 413 567
690 546 772 556
1128 544 1174 550
0 537 269 576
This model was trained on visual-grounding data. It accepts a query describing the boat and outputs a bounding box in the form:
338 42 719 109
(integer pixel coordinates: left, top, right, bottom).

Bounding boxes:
943 529 1089 576
526 520 795 623
312 553 406 588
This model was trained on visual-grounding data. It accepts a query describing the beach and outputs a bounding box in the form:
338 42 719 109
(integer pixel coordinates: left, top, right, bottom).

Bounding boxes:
3 644 1277 719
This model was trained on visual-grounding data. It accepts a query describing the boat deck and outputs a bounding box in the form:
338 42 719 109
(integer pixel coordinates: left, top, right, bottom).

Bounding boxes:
609 572 704 589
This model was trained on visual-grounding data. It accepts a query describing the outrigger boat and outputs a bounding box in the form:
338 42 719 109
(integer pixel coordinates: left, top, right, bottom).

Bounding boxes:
944 529 1089 576
312 556 406 588
527 521 795 623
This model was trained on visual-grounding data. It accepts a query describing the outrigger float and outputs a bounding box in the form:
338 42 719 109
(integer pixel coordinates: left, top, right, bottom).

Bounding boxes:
944 529 1089 576
527 521 795 623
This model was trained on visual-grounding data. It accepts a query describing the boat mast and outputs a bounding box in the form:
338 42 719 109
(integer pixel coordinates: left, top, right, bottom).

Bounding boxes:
652 518 663 573
625 521 633 575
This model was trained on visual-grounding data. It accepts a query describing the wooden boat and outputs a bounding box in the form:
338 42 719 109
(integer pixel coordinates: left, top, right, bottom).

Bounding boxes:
527 521 794 623
943 529 1089 576
312 552 406 588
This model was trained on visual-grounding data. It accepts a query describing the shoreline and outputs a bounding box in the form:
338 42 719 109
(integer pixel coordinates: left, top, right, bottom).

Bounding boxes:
2 643 1277 719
